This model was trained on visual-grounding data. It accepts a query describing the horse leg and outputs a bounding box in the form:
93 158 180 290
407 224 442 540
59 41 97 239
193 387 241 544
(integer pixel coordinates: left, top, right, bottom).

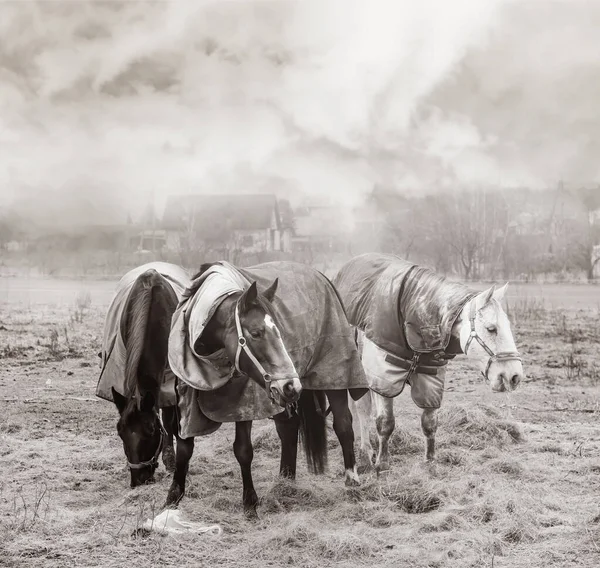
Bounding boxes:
373 392 395 473
164 435 194 508
161 405 177 473
327 390 360 486
421 408 439 461
351 391 375 472
273 411 300 479
233 421 259 519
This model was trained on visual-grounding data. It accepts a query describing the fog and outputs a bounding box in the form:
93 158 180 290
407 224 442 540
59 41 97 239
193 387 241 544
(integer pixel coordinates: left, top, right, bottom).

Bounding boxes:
1 0 599 228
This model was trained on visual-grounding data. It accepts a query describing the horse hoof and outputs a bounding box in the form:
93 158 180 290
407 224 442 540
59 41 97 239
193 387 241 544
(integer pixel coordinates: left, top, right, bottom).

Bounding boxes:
164 488 183 509
345 476 361 488
375 462 391 475
244 508 259 521
357 450 374 474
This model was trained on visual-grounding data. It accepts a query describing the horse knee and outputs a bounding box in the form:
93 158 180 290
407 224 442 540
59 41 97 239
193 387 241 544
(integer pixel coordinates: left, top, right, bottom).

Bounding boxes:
175 437 194 472
375 414 395 438
233 436 253 466
162 446 176 473
421 410 438 438
333 409 353 437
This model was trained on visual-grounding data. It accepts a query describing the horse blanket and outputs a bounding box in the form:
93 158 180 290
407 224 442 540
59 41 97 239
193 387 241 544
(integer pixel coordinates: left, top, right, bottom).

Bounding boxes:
334 253 475 409
168 261 368 438
96 262 191 407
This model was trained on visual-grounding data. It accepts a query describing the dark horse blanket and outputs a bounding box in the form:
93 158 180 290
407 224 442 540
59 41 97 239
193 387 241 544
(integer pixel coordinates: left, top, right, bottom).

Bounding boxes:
334 253 475 408
96 262 191 407
168 261 368 438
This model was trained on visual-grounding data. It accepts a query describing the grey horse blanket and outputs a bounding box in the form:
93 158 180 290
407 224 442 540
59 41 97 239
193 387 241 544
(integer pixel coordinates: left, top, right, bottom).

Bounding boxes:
169 261 368 439
96 262 191 407
334 253 475 408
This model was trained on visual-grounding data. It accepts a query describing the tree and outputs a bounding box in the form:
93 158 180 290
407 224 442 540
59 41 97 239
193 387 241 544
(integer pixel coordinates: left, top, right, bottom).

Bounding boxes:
569 186 600 280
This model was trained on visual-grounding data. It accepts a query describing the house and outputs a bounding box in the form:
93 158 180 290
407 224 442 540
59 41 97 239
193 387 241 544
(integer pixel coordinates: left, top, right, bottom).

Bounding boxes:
131 229 167 252
162 194 289 257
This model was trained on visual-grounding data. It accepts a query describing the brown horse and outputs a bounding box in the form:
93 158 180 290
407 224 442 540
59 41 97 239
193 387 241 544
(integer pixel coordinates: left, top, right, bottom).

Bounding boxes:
165 261 367 517
97 262 190 487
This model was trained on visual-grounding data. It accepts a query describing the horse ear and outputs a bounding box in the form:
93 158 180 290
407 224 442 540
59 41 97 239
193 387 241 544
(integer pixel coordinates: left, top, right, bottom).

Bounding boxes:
112 387 127 414
493 282 509 302
476 285 496 310
240 281 258 311
262 278 279 303
140 391 155 413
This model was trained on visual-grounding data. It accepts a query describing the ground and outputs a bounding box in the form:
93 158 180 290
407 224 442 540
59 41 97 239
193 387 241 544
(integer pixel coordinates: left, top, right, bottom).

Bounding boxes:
1 278 599 567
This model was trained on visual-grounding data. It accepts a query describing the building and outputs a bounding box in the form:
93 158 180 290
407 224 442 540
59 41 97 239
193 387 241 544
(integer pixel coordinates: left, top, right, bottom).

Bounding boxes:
162 194 290 258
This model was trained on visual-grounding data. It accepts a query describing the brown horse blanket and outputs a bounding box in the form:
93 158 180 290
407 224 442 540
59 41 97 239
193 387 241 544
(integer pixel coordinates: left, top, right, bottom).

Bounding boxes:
96 262 191 407
169 261 368 438
334 253 475 408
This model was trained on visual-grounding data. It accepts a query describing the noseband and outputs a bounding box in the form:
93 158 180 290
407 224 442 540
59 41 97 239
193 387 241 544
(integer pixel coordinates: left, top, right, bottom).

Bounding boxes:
463 298 522 382
233 299 299 410
127 413 168 471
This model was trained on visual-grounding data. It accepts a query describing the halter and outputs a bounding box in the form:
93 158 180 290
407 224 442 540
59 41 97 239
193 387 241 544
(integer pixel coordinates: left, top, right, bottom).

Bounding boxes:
233 299 299 408
463 298 522 382
126 413 168 471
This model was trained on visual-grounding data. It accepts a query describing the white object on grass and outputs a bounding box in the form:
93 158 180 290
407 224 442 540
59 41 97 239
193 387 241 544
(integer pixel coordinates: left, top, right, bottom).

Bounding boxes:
143 509 222 536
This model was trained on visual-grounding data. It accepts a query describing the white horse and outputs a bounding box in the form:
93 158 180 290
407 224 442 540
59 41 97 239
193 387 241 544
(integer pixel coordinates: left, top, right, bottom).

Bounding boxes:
351 283 524 471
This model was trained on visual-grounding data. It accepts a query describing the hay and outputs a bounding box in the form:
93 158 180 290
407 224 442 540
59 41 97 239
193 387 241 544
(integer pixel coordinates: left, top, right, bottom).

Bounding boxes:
439 404 524 450
379 475 446 514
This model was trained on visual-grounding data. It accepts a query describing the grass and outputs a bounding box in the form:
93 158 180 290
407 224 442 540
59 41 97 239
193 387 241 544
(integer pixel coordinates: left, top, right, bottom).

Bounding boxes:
1 283 600 567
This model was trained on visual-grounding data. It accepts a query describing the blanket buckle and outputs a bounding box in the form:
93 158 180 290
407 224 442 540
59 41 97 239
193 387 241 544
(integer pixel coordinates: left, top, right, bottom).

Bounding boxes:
408 353 420 378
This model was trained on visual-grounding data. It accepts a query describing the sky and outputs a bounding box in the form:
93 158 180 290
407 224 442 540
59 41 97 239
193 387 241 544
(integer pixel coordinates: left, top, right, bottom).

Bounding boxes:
0 0 599 227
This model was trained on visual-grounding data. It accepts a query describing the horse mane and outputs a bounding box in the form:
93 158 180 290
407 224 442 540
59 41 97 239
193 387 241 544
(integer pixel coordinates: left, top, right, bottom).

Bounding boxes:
123 269 175 402
409 264 477 310
182 262 218 299
184 262 274 316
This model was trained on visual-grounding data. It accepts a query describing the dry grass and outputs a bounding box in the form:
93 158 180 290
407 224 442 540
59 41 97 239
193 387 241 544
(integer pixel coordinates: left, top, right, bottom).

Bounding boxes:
2 283 600 567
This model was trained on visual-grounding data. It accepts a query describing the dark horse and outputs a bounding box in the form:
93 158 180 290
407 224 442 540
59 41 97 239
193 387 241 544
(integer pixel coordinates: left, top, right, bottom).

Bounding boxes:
97 263 189 487
165 262 363 518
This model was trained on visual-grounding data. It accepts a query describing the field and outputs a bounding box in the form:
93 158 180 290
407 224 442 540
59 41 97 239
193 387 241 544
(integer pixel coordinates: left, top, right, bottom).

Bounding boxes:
1 278 600 567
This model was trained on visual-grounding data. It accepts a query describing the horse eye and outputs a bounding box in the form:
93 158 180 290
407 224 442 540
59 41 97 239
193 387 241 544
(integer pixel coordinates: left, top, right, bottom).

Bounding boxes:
250 330 263 339
486 325 498 334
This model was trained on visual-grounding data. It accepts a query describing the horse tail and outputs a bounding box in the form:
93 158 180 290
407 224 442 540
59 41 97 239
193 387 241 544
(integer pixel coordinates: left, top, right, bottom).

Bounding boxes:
124 269 164 400
297 389 328 475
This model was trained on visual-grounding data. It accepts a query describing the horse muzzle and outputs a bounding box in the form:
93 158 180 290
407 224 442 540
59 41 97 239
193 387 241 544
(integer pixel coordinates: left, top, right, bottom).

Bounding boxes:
268 376 302 406
489 360 524 393
130 466 156 488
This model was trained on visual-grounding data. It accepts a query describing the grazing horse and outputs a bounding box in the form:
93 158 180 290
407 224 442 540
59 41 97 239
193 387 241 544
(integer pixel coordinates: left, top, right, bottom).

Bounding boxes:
165 261 367 517
96 262 191 487
334 253 524 472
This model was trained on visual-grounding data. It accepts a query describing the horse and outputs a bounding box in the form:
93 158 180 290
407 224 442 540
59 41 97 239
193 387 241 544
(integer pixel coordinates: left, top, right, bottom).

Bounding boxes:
96 262 191 487
165 261 368 517
333 253 524 472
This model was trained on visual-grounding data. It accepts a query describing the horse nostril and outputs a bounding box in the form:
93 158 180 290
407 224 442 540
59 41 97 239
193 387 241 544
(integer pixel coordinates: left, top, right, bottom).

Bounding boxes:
510 374 521 389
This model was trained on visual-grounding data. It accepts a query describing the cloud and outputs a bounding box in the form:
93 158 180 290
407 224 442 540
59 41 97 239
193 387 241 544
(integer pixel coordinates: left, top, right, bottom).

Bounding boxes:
0 0 598 226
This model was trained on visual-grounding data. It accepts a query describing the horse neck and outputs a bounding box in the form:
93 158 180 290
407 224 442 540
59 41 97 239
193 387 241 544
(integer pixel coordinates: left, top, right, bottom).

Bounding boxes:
447 292 481 354
200 292 241 353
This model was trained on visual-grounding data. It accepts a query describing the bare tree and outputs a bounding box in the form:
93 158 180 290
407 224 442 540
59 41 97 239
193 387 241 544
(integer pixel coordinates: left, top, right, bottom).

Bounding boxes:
569 186 600 280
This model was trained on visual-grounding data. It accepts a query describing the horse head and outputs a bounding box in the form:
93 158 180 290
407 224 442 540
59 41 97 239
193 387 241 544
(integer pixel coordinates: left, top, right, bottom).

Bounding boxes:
112 388 164 487
455 283 524 392
228 279 302 407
